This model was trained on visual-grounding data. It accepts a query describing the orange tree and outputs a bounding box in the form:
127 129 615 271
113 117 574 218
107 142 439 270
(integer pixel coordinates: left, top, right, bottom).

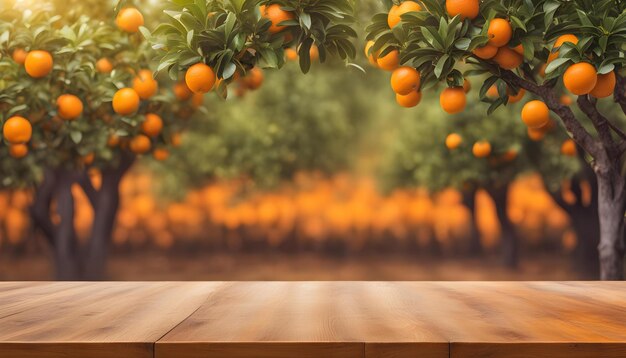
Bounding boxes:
0 1 199 279
381 92 602 275
366 0 626 279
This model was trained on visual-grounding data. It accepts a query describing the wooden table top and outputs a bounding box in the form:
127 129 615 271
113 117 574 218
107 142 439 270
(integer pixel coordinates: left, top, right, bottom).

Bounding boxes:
0 282 625 358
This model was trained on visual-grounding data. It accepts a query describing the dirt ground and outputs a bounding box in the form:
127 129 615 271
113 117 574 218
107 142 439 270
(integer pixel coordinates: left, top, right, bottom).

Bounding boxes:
0 250 580 281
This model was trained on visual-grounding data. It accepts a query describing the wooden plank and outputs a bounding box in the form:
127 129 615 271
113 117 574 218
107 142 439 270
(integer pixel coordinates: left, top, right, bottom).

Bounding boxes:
0 282 225 358
156 342 364 358
451 343 626 358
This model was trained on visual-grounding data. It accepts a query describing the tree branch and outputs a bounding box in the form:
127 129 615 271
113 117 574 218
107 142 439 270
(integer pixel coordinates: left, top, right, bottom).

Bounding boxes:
30 169 58 246
613 73 626 116
576 95 620 152
77 171 99 208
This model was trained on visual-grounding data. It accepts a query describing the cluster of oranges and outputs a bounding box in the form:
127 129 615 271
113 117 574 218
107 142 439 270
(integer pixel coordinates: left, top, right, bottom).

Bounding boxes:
444 132 495 159
0 172 574 254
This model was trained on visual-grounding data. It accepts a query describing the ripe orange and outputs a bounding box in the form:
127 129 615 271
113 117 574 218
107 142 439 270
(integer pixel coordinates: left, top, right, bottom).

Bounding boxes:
472 44 498 59
96 58 113 73
463 78 471 93
309 44 319 61
527 127 545 141
174 81 193 101
445 133 462 149
244 67 264 90
507 88 525 103
538 63 547 77
388 1 422 28
487 18 512 47
116 7 144 33
82 153 95 166
512 44 524 56
560 94 573 105
141 113 163 137
563 62 597 95
390 66 420 95
130 134 151 154
132 69 158 99
24 50 53 78
472 141 491 158
554 34 578 48
502 149 518 162
486 84 499 98
364 41 378 66
376 49 400 71
261 4 294 33
3 116 32 144
493 47 522 70
171 133 182 147
12 49 27 65
396 91 422 107
590 71 616 98
285 48 298 61
153 148 170 161
439 87 466 114
185 63 216 93
107 134 120 147
112 88 140 115
56 94 83 120
561 139 577 156
521 100 550 128
9 144 28 159
445 0 479 20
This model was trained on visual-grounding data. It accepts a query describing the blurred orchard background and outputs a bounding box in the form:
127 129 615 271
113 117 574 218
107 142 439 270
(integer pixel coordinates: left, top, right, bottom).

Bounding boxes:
0 0 604 280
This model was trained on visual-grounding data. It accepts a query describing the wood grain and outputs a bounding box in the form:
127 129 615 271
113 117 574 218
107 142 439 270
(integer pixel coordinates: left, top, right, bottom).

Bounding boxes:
1 282 626 358
0 282 226 358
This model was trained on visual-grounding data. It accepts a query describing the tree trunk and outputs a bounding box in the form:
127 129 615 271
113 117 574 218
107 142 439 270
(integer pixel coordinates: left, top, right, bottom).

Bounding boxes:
595 170 626 280
54 169 80 280
488 184 518 269
461 187 482 256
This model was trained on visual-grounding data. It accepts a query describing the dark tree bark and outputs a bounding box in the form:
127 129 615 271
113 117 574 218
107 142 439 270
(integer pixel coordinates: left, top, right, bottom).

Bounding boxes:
487 184 518 269
53 169 80 280
461 186 482 256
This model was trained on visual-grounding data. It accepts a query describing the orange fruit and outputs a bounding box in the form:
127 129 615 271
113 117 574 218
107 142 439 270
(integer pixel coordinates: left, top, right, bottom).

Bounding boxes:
387 1 422 28
309 44 319 61
537 63 547 77
141 113 163 137
512 44 524 56
554 34 578 48
560 94 573 105
185 63 216 94
244 67 264 90
390 66 420 95
472 141 491 158
590 71 616 98
396 91 422 107
56 94 83 120
153 148 170 161
445 133 462 149
376 49 400 71
563 62 597 95
174 81 193 101
96 58 113 73
132 69 158 99
107 134 120 147
507 88 525 103
261 4 295 34
502 149 518 162
486 84 499 98
521 100 550 128
472 44 498 59
12 49 27 65
445 0 479 20
129 134 151 154
285 48 298 61
527 127 545 141
440 87 466 114
24 50 53 78
116 7 144 33
561 139 577 156
364 41 378 66
463 78 471 93
171 133 182 147
82 153 95 166
493 47 522 69
112 88 140 115
487 18 512 47
3 116 32 144
9 144 28 159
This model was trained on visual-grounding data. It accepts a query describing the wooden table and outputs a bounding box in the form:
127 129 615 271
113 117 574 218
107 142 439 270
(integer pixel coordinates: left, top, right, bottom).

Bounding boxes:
0 282 625 357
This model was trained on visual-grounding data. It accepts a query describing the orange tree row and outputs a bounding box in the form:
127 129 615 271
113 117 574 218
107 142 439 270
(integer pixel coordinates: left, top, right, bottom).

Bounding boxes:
365 0 626 279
